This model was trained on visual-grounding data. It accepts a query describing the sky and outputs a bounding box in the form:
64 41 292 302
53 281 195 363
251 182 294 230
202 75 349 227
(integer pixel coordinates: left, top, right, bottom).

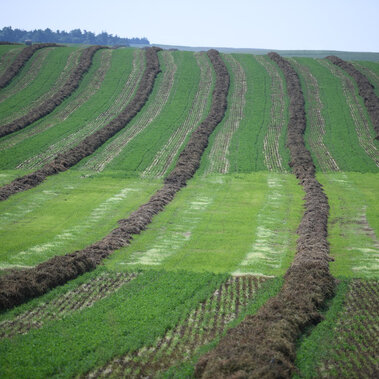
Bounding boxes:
1 0 379 52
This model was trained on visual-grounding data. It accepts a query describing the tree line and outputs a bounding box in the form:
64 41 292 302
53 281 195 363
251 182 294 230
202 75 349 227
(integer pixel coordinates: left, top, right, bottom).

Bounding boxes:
0 27 149 46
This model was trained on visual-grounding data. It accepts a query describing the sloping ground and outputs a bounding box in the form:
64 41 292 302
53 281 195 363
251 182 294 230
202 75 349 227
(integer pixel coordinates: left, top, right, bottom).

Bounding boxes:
0 49 229 311
295 58 378 172
0 45 23 73
195 52 335 378
327 55 379 140
0 45 106 138
0 43 60 89
295 279 379 378
0 47 83 124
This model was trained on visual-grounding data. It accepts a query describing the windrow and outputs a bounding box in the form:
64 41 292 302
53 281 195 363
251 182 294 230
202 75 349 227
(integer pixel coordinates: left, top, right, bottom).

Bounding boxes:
0 49 229 311
195 52 336 378
0 43 60 89
326 55 379 140
0 45 106 138
0 47 159 201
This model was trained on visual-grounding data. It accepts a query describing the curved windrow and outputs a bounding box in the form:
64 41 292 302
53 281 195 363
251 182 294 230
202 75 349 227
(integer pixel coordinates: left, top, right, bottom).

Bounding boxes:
0 45 106 138
0 47 159 201
326 55 379 140
0 49 230 312
0 43 60 89
195 52 336 378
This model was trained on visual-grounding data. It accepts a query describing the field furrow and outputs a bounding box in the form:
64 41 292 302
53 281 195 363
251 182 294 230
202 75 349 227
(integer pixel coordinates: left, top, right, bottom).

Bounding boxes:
204 54 247 174
87 276 267 378
141 52 213 178
0 46 24 78
0 49 112 153
0 47 83 124
0 272 137 339
289 58 339 171
17 49 143 169
319 59 379 166
82 50 176 172
255 55 287 172
316 280 379 378
0 47 52 106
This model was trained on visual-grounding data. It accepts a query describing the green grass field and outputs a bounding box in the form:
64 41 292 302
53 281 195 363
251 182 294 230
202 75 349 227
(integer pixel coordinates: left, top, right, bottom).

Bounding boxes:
0 47 378 378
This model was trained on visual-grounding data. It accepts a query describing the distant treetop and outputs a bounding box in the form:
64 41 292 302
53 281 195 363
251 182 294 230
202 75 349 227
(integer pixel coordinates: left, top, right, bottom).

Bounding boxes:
0 26 149 46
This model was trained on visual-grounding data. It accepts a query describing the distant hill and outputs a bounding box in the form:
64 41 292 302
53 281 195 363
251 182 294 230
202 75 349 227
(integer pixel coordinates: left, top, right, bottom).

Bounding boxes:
0 26 149 46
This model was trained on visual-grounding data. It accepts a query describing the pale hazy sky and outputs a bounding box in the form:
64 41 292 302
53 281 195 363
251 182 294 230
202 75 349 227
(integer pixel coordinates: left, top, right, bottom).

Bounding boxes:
1 0 378 52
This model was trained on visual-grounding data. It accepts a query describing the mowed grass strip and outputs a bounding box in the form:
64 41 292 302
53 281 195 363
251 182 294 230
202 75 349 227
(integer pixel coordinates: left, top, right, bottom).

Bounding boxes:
294 58 378 172
0 49 112 155
0 45 23 74
353 61 379 97
79 50 177 172
201 53 247 175
294 279 379 378
226 54 290 172
318 172 379 278
289 58 340 172
0 48 136 169
85 50 204 175
0 46 81 124
107 173 303 276
0 270 226 378
0 170 162 268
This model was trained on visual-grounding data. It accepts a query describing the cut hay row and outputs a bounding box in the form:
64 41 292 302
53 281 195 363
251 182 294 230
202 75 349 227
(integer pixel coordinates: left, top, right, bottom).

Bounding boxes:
289 58 339 172
317 280 379 377
0 49 229 311
195 52 335 377
255 55 287 172
82 50 177 172
0 47 53 106
353 62 379 93
88 275 267 378
0 45 106 139
327 55 379 140
0 47 158 202
142 52 213 178
0 49 113 153
0 43 60 89
0 272 137 339
204 54 247 174
319 60 379 166
18 49 144 170
0 46 23 74
0 48 83 125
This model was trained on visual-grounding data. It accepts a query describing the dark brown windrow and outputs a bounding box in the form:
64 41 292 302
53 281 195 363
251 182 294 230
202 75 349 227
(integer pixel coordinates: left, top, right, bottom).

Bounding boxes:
195 53 336 378
326 55 379 140
0 43 60 89
0 45 106 139
0 42 22 45
0 47 159 201
0 49 229 312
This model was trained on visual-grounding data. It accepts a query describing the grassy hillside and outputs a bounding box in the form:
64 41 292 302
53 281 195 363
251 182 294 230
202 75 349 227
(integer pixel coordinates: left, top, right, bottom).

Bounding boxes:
0 45 377 378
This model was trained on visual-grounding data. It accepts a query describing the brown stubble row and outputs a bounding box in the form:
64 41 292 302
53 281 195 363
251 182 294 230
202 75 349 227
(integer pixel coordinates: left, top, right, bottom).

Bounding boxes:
0 49 229 312
326 55 379 140
195 52 336 378
0 43 60 89
88 276 267 378
0 45 106 138
0 272 137 339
